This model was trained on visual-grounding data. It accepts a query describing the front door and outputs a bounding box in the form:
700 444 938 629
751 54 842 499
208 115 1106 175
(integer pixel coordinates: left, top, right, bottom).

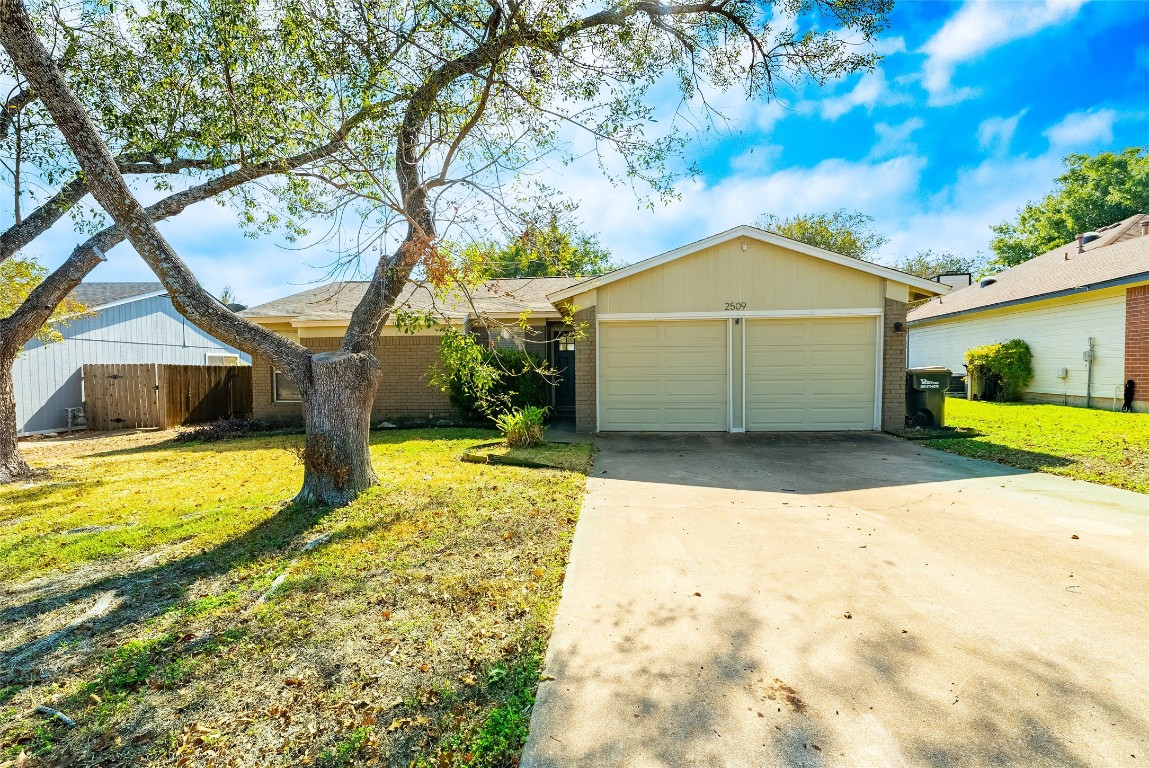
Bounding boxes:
551 328 576 415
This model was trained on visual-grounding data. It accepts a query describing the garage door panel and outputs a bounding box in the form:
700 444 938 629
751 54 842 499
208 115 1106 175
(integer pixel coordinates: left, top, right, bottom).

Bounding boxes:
599 321 727 431
746 318 876 431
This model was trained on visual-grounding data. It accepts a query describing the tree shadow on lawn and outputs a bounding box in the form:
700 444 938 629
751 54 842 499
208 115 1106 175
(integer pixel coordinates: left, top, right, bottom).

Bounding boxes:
0 498 331 675
75 426 499 461
921 438 1075 473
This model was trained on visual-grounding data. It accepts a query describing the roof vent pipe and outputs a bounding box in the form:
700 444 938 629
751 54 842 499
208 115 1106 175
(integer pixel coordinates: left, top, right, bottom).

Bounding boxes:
1077 233 1084 253
979 277 997 288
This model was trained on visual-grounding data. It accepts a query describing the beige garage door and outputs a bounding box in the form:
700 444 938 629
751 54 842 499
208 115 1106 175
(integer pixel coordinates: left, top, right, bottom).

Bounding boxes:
745 317 876 431
599 321 727 431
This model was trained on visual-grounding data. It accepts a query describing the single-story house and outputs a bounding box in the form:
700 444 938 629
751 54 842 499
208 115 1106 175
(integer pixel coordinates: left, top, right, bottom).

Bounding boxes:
242 226 946 432
907 214 1149 412
15 282 250 435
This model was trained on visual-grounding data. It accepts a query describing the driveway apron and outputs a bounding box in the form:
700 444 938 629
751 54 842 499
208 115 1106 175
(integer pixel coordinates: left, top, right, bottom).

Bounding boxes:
522 432 1149 768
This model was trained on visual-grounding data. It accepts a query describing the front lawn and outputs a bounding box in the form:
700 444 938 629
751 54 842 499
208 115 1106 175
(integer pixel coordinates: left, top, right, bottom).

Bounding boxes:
922 398 1149 493
0 428 590 766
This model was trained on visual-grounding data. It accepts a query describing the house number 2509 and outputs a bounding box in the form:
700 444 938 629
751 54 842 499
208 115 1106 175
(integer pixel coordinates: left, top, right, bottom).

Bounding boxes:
724 302 747 311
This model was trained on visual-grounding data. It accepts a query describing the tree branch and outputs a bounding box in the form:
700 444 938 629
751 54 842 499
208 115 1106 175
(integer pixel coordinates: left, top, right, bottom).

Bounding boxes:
0 0 318 380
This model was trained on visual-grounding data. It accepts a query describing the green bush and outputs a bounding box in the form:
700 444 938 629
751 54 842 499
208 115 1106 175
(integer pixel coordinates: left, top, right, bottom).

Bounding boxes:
965 339 1034 401
435 332 549 421
494 406 547 447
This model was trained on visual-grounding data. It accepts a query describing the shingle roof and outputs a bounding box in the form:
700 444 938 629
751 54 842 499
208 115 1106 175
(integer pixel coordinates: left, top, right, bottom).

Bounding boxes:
70 282 165 309
240 277 583 323
908 214 1149 323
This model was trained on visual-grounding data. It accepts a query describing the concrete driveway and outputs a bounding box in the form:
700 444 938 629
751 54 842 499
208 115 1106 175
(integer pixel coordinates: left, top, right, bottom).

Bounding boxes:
522 433 1149 768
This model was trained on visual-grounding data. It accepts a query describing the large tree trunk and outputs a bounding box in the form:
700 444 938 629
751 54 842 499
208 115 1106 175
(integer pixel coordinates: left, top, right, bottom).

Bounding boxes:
295 351 382 506
0 352 33 483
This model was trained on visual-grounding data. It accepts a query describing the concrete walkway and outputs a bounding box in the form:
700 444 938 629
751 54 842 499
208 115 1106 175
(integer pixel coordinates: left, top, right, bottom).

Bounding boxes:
522 432 1149 768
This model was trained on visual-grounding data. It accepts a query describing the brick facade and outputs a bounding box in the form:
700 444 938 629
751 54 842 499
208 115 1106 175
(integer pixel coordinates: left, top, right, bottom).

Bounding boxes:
252 334 453 425
882 298 909 431
573 307 597 433
1126 285 1149 411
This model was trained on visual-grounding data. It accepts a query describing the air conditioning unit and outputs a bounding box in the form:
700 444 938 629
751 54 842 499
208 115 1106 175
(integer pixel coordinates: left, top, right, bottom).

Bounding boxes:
65 406 88 430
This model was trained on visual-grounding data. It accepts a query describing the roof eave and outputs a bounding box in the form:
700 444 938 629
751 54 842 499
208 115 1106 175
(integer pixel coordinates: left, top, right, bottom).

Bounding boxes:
546 225 950 302
907 271 1149 326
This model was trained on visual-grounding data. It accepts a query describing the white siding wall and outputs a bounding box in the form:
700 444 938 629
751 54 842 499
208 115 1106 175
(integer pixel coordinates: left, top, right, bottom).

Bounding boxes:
908 289 1127 403
14 296 249 434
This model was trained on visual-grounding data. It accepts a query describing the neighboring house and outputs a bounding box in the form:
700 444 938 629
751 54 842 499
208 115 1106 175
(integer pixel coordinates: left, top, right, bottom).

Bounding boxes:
242 226 945 432
15 283 250 435
907 214 1149 412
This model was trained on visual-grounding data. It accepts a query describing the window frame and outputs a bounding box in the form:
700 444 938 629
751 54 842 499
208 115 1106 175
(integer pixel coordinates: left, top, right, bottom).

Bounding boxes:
272 370 302 403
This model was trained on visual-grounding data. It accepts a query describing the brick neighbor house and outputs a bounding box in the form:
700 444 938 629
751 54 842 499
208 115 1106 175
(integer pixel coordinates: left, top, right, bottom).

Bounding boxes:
241 226 947 431
908 214 1149 412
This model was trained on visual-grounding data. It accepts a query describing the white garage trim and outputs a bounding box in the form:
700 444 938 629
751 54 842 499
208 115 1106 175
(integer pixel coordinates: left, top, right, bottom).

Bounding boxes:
597 310 884 432
874 313 884 430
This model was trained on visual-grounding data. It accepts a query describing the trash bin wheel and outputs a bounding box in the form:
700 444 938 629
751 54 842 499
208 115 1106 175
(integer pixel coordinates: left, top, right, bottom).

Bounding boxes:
911 408 935 428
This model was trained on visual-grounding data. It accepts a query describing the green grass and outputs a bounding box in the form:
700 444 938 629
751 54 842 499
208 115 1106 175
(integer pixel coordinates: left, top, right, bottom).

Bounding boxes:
1 428 591 766
921 398 1149 492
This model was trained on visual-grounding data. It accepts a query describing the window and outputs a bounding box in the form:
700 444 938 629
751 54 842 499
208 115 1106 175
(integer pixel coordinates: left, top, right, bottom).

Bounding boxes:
558 337 575 351
273 371 302 403
206 353 241 366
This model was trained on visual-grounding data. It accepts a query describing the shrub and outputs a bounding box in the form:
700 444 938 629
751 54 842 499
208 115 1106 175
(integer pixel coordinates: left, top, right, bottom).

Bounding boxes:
494 406 547 447
435 331 549 421
965 339 1034 401
173 417 272 442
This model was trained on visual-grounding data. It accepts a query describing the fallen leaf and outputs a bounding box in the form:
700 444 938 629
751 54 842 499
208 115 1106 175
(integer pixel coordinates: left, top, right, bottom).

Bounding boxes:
1071 534 1080 540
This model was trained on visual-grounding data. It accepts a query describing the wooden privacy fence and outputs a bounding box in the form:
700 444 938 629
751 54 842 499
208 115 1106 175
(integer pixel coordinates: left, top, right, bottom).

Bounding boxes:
83 364 252 431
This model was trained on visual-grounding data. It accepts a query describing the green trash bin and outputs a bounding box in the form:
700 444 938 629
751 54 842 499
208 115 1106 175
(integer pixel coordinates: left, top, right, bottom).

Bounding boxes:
906 367 951 427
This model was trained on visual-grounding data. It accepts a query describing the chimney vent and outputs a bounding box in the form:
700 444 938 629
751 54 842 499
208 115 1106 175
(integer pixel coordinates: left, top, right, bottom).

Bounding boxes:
1077 233 1084 253
1141 220 1149 237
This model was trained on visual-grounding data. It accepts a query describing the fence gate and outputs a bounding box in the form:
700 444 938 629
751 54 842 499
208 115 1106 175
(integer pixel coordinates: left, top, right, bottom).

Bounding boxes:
82 364 163 431
82 364 252 431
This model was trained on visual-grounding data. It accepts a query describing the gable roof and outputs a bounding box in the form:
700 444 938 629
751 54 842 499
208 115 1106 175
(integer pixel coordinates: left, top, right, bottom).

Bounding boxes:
909 213 1149 324
240 277 584 324
70 282 166 310
546 225 950 303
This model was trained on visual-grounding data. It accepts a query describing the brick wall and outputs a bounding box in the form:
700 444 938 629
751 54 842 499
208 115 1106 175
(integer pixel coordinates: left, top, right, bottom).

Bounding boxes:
573 307 597 433
882 298 908 431
1126 285 1149 410
251 334 453 424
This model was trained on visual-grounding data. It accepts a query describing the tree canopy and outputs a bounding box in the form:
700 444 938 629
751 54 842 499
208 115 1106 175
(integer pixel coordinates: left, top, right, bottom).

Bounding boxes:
894 249 986 280
461 215 613 279
0 257 87 343
990 147 1149 267
756 209 888 260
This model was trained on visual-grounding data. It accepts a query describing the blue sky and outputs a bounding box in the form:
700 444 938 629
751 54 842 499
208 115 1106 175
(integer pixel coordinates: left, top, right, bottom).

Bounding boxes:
21 0 1149 306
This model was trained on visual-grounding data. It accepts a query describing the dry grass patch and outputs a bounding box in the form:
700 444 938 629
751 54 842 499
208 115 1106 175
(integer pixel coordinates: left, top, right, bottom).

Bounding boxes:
0 428 590 767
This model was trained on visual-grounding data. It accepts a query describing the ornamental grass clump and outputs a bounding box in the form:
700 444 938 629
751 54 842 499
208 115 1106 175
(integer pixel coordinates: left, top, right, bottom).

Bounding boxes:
965 339 1034 401
494 406 547 448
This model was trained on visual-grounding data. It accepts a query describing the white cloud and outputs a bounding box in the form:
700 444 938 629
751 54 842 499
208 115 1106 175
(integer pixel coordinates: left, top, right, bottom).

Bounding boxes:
977 109 1028 153
1044 108 1118 148
817 70 906 120
870 118 926 159
920 0 1088 106
544 154 927 266
870 36 907 57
